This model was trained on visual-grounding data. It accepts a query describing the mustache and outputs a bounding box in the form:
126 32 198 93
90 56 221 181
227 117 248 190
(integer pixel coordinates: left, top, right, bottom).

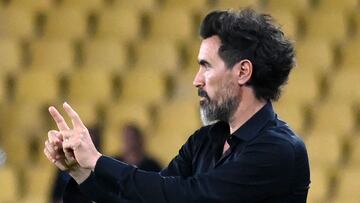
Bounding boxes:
198 89 210 100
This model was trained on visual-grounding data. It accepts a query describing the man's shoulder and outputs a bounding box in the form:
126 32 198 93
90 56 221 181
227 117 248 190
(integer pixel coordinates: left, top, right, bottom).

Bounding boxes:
260 120 307 156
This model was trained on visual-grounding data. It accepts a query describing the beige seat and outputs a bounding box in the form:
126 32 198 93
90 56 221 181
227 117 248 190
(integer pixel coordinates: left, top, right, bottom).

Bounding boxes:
311 101 355 135
60 0 103 12
149 7 194 42
295 39 334 73
266 9 298 39
214 0 261 9
0 7 35 39
103 101 151 155
30 40 74 72
9 0 53 12
349 135 360 167
327 69 360 104
121 69 167 106
43 8 88 40
96 7 141 42
67 69 113 106
307 166 329 203
273 102 305 134
1 102 48 134
14 70 59 105
316 0 358 14
340 41 360 69
306 130 342 170
0 165 19 203
163 0 209 12
83 39 128 72
23 165 55 203
333 166 360 203
0 39 22 73
149 100 200 164
264 0 309 12
304 10 347 43
134 39 180 74
111 0 158 12
279 68 319 106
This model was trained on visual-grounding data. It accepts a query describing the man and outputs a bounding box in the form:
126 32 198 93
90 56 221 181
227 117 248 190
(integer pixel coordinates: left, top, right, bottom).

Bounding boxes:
44 8 310 203
114 123 161 172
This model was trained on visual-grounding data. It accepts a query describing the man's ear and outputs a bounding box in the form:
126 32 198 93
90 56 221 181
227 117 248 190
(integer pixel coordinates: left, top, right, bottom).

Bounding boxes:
233 59 252 85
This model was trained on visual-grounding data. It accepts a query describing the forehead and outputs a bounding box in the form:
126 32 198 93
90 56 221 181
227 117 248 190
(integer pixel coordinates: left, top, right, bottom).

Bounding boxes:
198 35 222 61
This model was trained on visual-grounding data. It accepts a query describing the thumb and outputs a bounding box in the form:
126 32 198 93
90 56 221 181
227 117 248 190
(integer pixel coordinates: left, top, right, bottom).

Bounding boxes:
63 146 77 168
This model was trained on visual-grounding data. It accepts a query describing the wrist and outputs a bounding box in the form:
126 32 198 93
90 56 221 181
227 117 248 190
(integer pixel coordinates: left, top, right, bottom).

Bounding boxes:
69 166 91 184
90 152 102 170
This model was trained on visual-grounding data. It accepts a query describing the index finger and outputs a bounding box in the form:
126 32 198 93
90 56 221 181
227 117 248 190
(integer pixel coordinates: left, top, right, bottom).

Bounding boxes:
63 102 86 129
49 106 70 131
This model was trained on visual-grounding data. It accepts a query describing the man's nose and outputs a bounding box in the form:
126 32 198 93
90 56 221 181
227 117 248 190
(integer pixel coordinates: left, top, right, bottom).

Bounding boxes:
193 69 205 88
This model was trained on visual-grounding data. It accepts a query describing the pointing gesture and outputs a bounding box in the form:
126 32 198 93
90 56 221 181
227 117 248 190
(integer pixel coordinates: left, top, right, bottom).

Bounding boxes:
47 102 102 170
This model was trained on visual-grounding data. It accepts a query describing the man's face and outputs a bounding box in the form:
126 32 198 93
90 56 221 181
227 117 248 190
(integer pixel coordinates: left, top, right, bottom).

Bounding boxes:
193 36 240 125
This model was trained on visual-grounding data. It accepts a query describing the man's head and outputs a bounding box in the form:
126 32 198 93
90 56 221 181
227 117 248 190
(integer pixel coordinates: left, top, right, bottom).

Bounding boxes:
194 8 295 125
121 124 144 154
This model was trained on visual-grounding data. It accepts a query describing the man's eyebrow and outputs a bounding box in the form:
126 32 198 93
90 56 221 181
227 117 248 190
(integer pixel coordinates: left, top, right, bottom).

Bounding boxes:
198 59 211 66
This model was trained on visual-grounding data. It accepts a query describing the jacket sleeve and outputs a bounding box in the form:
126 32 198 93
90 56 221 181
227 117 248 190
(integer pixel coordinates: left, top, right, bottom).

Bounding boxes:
63 172 137 203
85 137 297 203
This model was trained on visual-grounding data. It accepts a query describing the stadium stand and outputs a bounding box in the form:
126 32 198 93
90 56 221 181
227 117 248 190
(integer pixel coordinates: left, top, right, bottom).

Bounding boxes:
0 0 359 202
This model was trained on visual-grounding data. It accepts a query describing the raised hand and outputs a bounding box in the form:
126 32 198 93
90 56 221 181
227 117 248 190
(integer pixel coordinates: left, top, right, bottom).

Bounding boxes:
48 102 102 170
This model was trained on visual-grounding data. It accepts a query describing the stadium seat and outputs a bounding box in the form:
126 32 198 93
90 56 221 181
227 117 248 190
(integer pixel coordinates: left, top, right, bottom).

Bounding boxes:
134 39 180 74
149 7 194 42
295 39 334 73
316 0 358 14
83 39 128 72
60 0 104 12
67 69 114 105
9 0 52 12
0 7 35 39
103 101 151 155
311 101 355 135
0 165 19 203
172 70 198 102
307 167 328 203
30 40 74 71
334 166 360 203
279 68 319 106
264 0 309 12
14 70 59 105
0 74 5 103
214 0 261 9
43 8 88 40
349 136 360 167
327 69 360 103
23 165 55 203
96 7 142 42
163 0 209 12
111 0 158 12
121 69 167 105
340 41 360 68
266 9 298 39
304 10 348 43
306 130 342 169
0 39 22 72
149 100 200 164
273 102 305 134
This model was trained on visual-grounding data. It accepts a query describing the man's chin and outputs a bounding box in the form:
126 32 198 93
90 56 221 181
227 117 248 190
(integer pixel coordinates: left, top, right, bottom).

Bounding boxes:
200 108 218 126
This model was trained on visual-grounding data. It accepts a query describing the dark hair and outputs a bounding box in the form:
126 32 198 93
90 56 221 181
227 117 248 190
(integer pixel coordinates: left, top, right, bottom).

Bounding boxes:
199 8 295 101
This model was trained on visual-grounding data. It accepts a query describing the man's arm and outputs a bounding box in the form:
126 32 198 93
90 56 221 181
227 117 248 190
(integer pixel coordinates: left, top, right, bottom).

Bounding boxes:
81 137 298 203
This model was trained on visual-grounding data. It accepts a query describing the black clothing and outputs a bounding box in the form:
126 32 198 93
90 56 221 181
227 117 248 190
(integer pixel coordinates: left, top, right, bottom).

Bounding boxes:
64 102 310 203
114 155 162 172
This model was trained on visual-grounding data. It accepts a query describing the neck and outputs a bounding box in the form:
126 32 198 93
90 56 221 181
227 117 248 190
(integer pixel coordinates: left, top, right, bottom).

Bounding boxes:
228 93 266 134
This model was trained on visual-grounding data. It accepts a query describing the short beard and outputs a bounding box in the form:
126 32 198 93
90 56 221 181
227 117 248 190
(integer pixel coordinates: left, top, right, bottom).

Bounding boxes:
199 87 240 126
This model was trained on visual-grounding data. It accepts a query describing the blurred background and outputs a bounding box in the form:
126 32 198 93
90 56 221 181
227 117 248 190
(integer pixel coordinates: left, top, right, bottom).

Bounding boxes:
0 0 359 202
